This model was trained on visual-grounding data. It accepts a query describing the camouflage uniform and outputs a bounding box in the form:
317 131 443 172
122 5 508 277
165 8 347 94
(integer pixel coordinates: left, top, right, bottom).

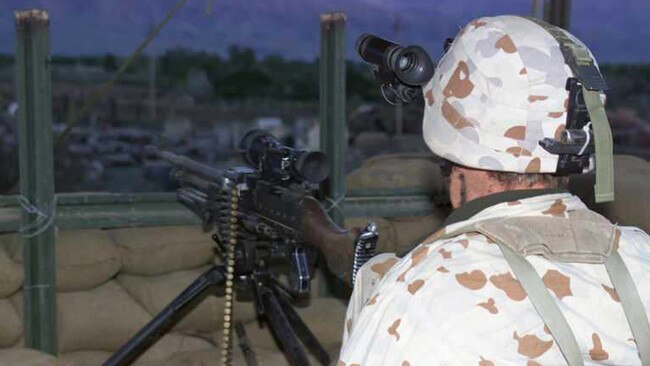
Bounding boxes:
339 193 650 365
339 15 650 365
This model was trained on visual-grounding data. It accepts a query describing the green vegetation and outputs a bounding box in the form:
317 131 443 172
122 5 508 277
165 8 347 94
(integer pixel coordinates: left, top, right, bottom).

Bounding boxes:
0 47 380 102
1 49 649 114
157 46 379 102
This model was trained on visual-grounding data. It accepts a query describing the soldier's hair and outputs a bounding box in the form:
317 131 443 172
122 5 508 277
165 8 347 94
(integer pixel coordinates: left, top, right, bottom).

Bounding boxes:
487 171 570 190
441 159 570 190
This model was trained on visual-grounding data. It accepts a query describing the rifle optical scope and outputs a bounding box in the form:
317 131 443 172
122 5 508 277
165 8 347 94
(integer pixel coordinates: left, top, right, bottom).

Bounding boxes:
240 130 330 184
356 33 434 104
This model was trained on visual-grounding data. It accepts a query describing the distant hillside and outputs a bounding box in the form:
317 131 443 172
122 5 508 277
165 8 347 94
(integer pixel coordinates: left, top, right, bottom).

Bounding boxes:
0 0 648 62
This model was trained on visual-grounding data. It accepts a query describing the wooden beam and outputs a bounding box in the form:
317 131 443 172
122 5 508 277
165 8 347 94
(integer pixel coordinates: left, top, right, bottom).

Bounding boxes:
15 9 57 354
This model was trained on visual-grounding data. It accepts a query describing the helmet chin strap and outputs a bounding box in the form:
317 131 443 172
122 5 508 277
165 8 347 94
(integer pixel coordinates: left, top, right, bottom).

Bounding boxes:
582 88 615 202
523 16 615 203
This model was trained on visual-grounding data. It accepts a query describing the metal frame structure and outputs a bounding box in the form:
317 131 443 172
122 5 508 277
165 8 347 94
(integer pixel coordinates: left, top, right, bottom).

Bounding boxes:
319 12 347 227
6 9 442 354
14 9 57 355
8 1 572 354
0 191 435 232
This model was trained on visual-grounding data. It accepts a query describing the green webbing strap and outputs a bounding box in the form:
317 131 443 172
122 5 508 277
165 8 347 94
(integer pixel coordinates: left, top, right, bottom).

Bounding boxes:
522 16 608 91
523 16 615 203
583 89 615 203
604 252 650 364
497 243 585 366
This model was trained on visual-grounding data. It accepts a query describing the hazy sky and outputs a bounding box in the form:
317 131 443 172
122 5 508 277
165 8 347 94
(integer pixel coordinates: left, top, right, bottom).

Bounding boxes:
0 0 648 63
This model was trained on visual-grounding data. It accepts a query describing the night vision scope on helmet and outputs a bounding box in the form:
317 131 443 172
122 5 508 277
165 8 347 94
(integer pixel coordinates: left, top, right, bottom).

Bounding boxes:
356 33 434 105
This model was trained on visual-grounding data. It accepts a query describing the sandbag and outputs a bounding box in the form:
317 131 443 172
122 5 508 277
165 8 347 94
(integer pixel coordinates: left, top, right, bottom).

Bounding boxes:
134 333 215 364
11 281 152 353
141 347 337 366
108 226 214 275
570 155 650 233
0 298 22 348
346 153 445 195
0 243 22 297
344 217 397 254
233 297 347 353
353 131 391 157
613 154 650 176
117 266 257 334
136 349 259 366
58 351 112 366
1 230 121 292
390 134 430 153
0 348 60 366
58 333 216 366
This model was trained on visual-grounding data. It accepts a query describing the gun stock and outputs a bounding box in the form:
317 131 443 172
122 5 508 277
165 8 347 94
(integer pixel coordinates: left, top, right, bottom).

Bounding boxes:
300 197 356 285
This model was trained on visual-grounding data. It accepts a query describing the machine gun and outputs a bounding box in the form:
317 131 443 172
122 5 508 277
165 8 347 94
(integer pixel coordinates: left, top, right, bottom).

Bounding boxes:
105 130 378 366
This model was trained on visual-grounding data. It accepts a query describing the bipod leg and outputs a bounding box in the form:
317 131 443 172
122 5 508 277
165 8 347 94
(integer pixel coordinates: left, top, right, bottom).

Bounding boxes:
103 265 226 366
257 283 311 366
235 321 258 366
271 283 331 366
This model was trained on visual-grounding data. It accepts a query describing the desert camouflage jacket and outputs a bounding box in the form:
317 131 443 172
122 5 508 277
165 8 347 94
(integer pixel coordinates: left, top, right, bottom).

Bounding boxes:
338 192 650 365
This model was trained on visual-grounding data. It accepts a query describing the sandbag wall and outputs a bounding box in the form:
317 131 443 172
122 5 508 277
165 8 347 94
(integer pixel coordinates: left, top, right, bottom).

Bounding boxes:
569 155 650 233
346 153 650 242
345 153 452 256
0 226 348 365
1 153 647 365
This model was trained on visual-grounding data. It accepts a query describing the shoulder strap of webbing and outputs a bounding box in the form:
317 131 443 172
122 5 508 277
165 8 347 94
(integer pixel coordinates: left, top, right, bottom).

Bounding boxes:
604 252 650 364
497 243 585 366
439 224 584 365
440 219 650 364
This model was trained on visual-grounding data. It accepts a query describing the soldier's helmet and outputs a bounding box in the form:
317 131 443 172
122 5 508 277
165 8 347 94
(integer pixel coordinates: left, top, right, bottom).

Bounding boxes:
422 15 601 174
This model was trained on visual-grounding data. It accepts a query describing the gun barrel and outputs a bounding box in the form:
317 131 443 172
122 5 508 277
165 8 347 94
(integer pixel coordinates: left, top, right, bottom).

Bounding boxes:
174 171 215 192
146 145 224 183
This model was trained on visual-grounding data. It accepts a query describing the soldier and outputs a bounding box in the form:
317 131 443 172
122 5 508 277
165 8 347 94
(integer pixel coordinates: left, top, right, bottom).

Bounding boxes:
338 16 650 365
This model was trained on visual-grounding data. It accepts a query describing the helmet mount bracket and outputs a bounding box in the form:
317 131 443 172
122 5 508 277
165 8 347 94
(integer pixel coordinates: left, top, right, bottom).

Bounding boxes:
539 77 593 174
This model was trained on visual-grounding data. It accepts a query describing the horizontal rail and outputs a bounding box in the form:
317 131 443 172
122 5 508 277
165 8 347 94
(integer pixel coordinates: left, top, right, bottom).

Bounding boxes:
0 191 441 231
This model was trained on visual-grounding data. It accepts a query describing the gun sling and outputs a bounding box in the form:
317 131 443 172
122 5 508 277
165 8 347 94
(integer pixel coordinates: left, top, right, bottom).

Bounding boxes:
497 243 584 365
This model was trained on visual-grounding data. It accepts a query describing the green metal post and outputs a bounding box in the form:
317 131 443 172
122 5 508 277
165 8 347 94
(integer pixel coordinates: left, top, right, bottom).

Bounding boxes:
15 9 57 354
319 12 346 227
531 0 543 18
544 0 571 30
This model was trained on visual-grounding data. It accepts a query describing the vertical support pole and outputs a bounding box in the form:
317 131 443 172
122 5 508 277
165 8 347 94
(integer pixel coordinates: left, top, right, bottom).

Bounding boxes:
544 0 571 30
392 15 403 136
15 9 57 355
395 101 403 135
531 0 544 18
148 51 157 120
560 0 571 30
319 12 346 228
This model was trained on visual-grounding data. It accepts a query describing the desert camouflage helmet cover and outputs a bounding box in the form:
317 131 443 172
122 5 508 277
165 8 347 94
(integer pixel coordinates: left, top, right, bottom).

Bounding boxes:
423 15 601 174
